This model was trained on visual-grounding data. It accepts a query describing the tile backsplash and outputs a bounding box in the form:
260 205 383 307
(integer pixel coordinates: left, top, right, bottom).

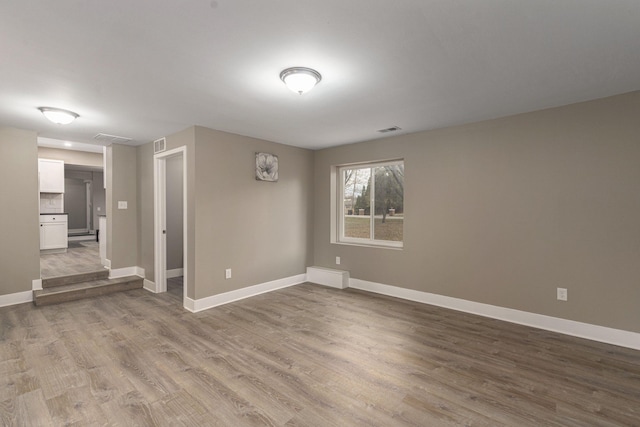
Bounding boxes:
40 193 64 213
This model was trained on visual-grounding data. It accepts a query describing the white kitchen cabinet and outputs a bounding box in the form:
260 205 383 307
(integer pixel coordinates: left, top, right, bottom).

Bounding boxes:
38 158 65 193
40 214 68 250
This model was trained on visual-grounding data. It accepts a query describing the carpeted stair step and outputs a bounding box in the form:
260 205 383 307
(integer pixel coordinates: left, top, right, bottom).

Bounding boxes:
42 269 110 288
34 275 143 306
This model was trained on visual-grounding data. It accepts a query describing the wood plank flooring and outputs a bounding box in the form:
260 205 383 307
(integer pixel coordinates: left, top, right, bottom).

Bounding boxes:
1 281 639 426
40 240 103 278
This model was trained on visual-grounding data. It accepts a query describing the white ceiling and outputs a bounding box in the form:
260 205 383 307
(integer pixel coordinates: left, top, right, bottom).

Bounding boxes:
1 1 639 150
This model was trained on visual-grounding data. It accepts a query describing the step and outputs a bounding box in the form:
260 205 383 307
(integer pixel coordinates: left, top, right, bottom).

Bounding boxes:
42 269 109 288
34 276 143 306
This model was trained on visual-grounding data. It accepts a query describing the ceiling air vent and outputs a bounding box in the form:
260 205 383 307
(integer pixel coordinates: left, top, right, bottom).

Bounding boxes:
154 137 166 154
94 133 133 144
377 126 402 133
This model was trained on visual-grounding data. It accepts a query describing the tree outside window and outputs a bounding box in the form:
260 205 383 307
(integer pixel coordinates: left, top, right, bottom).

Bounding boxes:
340 161 404 247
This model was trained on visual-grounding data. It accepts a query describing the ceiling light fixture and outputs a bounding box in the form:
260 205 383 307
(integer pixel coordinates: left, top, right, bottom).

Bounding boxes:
38 107 79 125
280 67 322 95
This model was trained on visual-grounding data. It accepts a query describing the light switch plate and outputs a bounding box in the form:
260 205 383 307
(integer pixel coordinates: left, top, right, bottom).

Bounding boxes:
118 201 128 209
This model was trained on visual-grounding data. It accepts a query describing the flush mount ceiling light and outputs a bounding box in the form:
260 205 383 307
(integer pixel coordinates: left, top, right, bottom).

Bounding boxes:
280 67 322 95
38 107 79 125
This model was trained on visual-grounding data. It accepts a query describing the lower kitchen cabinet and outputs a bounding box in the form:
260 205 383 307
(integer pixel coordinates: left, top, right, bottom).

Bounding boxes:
40 214 68 250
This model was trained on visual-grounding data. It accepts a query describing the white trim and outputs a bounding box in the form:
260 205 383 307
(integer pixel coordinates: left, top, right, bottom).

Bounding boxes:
109 266 143 279
143 279 157 293
32 279 43 291
167 268 184 279
104 258 111 269
349 278 640 351
335 160 405 249
0 291 33 307
184 297 196 313
188 274 306 313
154 152 167 292
154 146 188 307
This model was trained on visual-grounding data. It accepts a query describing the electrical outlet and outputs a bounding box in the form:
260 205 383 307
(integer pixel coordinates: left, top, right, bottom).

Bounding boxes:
336 256 341 265
557 287 568 301
225 268 232 279
118 201 128 209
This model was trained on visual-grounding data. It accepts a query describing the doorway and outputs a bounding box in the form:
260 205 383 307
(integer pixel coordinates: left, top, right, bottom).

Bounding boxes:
154 146 188 306
39 164 105 279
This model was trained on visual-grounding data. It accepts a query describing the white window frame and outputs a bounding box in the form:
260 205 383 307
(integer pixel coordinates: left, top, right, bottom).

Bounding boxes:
336 160 404 249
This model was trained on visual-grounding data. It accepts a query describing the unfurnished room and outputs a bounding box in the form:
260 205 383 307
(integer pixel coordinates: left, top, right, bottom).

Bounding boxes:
1 1 639 426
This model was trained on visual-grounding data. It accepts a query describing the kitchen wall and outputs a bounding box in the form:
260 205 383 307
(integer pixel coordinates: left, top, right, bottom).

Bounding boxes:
313 91 640 333
37 147 105 226
39 193 63 213
0 127 40 298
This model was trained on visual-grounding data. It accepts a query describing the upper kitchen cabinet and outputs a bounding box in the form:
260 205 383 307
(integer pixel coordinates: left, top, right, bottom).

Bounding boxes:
38 158 65 193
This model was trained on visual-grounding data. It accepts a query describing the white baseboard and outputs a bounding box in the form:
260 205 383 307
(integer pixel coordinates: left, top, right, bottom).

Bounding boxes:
32 279 42 291
350 278 640 351
109 266 144 279
143 279 157 293
0 291 33 307
167 268 184 279
186 274 306 313
184 296 196 313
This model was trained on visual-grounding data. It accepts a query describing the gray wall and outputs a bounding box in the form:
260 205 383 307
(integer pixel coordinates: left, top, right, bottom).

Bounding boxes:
65 176 88 230
166 155 184 270
313 91 640 333
0 127 40 296
37 147 102 168
64 169 104 231
193 126 314 299
106 144 138 269
137 126 314 301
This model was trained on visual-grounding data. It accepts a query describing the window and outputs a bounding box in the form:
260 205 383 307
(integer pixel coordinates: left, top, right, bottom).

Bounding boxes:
338 160 404 248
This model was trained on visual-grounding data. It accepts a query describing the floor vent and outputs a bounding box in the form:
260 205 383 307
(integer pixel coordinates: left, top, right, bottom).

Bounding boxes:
94 133 133 144
154 137 166 153
377 126 402 133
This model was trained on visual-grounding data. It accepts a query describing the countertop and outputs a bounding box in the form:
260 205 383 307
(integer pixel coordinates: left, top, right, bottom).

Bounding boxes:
40 212 68 215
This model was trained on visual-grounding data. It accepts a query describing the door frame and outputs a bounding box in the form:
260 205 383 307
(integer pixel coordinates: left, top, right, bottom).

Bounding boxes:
154 146 188 305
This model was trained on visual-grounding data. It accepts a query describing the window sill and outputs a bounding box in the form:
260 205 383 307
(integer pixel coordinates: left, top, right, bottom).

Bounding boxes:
332 240 403 250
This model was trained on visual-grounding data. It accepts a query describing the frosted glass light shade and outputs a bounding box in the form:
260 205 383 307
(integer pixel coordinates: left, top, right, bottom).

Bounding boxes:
280 67 321 95
38 107 79 124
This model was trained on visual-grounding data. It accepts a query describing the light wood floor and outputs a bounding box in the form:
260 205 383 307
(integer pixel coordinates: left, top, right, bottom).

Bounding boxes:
40 240 104 278
1 282 639 426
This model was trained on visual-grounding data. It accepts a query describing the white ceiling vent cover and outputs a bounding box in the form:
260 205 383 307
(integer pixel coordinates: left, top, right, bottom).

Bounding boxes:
377 126 402 133
94 133 132 144
154 137 166 154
